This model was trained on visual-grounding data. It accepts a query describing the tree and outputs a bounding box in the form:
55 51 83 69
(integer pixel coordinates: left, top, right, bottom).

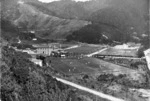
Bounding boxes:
137 47 145 58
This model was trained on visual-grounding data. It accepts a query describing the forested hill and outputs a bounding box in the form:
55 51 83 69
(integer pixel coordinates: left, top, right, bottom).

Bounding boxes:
2 0 90 40
2 0 149 44
0 46 82 101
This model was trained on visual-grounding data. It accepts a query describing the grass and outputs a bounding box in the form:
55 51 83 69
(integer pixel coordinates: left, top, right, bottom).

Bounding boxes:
66 44 104 55
98 48 138 57
77 57 138 74
50 57 95 74
49 56 138 76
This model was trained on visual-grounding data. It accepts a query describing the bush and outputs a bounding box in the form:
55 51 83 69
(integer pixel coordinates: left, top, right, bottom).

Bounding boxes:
137 47 145 58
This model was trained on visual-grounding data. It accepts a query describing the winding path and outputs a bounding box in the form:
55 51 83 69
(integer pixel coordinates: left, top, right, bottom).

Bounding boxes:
64 45 80 50
86 48 108 57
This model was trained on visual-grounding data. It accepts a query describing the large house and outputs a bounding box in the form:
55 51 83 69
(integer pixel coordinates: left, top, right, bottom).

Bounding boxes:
33 43 61 55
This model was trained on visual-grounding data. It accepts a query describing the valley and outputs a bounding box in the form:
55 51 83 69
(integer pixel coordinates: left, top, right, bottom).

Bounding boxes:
7 41 150 101
1 0 150 101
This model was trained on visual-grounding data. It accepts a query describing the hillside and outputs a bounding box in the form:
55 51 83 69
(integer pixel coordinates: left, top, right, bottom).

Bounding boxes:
66 24 125 44
2 0 90 40
44 0 148 41
2 0 149 43
1 46 97 101
44 0 109 19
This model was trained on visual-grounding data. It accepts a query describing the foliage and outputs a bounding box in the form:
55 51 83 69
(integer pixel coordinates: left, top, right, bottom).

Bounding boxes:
19 32 36 41
11 43 36 50
137 47 145 58
137 36 150 58
1 46 81 101
140 36 150 49
1 19 18 33
1 19 19 41
66 24 114 44
97 74 149 89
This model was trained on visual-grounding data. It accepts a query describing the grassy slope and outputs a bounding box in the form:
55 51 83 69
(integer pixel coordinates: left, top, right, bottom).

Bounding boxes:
10 3 89 39
66 44 104 55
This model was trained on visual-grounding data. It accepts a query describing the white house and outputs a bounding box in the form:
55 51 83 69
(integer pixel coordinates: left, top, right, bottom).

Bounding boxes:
30 58 43 66
144 48 150 71
33 43 61 55
114 43 140 50
114 44 129 49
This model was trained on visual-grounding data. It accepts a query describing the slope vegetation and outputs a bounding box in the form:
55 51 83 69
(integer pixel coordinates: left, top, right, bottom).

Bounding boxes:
2 0 90 39
2 0 149 43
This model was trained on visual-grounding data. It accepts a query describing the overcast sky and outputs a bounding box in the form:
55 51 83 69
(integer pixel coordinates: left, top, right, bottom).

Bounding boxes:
38 0 90 3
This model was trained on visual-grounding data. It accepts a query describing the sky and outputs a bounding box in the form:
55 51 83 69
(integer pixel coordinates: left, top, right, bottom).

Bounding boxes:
38 0 90 3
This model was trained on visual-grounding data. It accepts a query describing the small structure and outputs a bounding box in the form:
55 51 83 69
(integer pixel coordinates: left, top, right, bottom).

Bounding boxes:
30 58 43 66
60 54 66 58
144 48 150 71
32 38 37 41
114 44 129 49
114 43 140 50
30 31 35 33
51 50 68 58
18 0 24 4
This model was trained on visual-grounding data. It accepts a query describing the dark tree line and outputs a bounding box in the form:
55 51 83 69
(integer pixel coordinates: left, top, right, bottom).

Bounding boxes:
97 74 149 89
66 24 116 44
11 43 36 50
66 22 134 44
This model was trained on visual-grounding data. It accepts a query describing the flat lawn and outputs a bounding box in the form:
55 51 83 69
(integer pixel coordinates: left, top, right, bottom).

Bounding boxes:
50 57 96 74
98 48 138 57
77 57 103 69
66 45 104 55
50 57 138 75
77 57 138 74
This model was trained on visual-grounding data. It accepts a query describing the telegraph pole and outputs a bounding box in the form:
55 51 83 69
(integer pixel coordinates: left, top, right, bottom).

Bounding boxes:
148 1 150 48
148 6 150 48
96 95 97 101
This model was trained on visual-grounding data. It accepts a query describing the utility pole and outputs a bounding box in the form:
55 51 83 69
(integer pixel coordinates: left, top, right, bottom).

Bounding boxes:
96 95 97 101
148 8 150 48
148 1 150 48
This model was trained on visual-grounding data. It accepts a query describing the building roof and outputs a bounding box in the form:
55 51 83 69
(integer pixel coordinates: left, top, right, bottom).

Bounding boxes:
33 43 60 48
30 58 42 62
114 43 140 49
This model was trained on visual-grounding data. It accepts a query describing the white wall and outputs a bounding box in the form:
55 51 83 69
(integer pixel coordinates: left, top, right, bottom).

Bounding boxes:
144 49 150 71
36 48 53 55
